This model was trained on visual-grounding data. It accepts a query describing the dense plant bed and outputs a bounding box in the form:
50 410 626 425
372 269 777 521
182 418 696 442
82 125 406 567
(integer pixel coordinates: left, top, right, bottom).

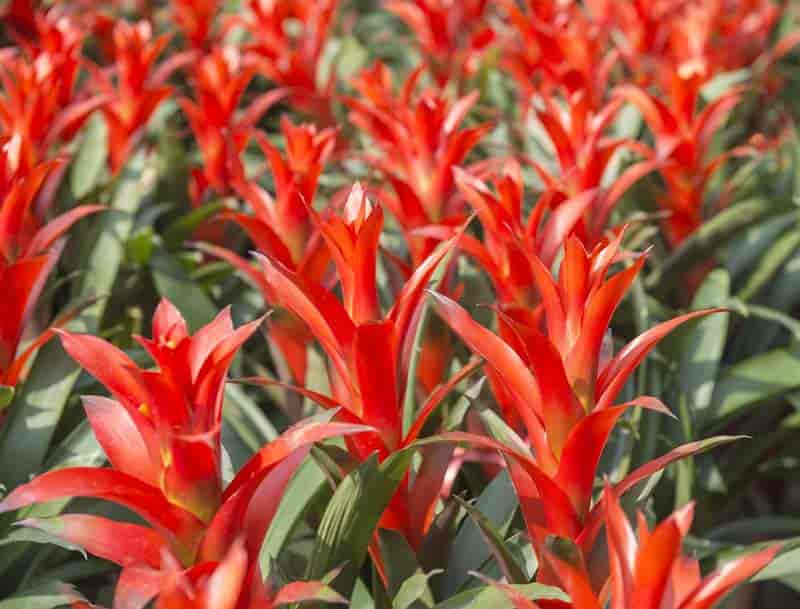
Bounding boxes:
1 1 800 608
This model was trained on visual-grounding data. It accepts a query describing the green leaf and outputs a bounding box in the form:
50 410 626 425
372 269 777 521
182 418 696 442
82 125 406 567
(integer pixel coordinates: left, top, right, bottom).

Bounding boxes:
224 384 278 450
645 197 783 294
0 386 14 410
754 546 800 583
724 212 798 282
306 449 415 597
126 226 156 266
701 69 751 102
162 200 226 249
706 345 800 430
735 228 800 302
678 269 731 418
708 517 800 544
0 581 81 609
394 570 443 609
0 152 152 490
453 497 527 585
732 248 800 358
0 522 86 558
379 530 432 600
431 583 568 609
335 35 369 79
260 458 330 576
69 112 108 200
439 470 518 597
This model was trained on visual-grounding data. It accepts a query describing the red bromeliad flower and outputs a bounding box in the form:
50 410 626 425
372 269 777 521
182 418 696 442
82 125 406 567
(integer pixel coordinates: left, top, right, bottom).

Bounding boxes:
386 0 495 90
180 46 285 205
69 538 346 609
431 231 717 470
532 483 780 609
499 0 662 246
0 159 102 392
501 0 618 109
523 93 661 246
0 299 368 608
152 539 346 609
446 161 595 311
0 10 105 182
1 0 38 39
174 0 222 50
607 0 784 87
200 118 337 385
614 75 756 246
345 61 493 263
92 20 191 174
429 233 721 582
242 184 479 547
233 0 339 125
611 1 796 249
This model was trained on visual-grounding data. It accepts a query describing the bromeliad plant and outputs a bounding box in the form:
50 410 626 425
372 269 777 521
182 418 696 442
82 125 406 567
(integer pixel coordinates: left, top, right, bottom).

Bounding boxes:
0 1 799 608
201 117 337 386
345 60 493 263
241 185 480 549
427 232 728 590
488 483 781 609
0 299 368 608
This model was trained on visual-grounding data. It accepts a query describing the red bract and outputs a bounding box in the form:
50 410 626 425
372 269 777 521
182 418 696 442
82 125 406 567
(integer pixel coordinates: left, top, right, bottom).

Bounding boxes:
386 0 495 89
525 93 661 246
174 0 222 50
615 77 754 246
1 0 37 39
346 61 492 263
69 538 346 609
0 10 104 180
430 232 718 469
0 299 367 608
609 0 783 86
0 159 102 390
449 161 595 311
201 119 337 384
152 539 346 609
501 0 616 108
244 184 479 545
93 20 188 174
233 0 339 125
537 483 780 609
180 46 285 204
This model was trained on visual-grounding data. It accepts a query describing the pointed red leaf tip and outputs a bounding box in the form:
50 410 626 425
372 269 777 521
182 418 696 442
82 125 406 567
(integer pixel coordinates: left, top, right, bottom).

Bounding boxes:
81 395 159 486
427 290 541 422
595 308 726 411
315 182 383 324
542 535 602 609
157 537 248 609
252 250 356 395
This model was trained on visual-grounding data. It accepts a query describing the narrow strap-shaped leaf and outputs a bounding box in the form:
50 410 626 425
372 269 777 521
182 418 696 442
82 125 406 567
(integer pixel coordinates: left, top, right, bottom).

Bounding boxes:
307 449 415 597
